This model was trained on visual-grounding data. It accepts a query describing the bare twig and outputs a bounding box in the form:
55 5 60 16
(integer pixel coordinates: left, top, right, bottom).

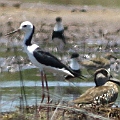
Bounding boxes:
50 98 64 120
40 103 110 120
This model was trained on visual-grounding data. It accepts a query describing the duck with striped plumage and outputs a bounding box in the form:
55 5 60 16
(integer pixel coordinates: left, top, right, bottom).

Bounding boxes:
71 68 120 107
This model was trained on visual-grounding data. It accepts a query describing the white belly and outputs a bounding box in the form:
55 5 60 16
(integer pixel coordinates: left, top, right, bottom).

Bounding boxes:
27 52 44 70
24 44 44 70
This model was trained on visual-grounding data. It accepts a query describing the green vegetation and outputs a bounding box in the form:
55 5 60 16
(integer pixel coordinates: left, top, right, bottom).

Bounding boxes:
19 0 120 7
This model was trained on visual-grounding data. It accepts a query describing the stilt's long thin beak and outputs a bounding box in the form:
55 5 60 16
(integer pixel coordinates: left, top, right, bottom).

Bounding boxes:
5 29 20 36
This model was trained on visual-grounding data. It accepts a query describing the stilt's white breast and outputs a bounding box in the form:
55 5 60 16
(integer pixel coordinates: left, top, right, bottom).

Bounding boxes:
24 44 44 70
54 23 64 31
27 44 39 54
70 58 80 70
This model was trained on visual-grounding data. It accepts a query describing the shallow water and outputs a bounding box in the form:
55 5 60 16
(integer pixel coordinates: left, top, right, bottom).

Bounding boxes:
0 81 95 88
0 80 120 112
0 81 94 112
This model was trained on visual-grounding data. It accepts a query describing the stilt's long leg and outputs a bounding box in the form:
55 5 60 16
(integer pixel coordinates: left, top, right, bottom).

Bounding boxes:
41 71 45 103
43 72 49 120
44 72 50 103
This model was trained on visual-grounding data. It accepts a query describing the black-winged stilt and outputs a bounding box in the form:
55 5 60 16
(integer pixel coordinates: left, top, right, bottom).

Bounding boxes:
52 17 66 51
65 52 82 79
5 21 83 103
69 53 81 73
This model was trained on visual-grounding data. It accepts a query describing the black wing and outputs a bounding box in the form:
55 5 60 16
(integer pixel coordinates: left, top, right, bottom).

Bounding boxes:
33 47 85 79
52 30 66 44
33 47 69 69
65 67 85 80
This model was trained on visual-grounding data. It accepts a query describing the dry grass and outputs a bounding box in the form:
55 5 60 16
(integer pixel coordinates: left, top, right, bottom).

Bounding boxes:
81 57 110 71
0 103 120 120
0 3 120 28
0 2 120 46
0 2 120 44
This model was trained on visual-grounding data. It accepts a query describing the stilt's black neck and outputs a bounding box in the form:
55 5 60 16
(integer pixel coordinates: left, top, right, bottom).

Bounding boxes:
25 25 35 46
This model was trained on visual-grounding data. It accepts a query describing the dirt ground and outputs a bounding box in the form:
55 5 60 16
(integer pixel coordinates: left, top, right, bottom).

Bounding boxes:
0 0 120 44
